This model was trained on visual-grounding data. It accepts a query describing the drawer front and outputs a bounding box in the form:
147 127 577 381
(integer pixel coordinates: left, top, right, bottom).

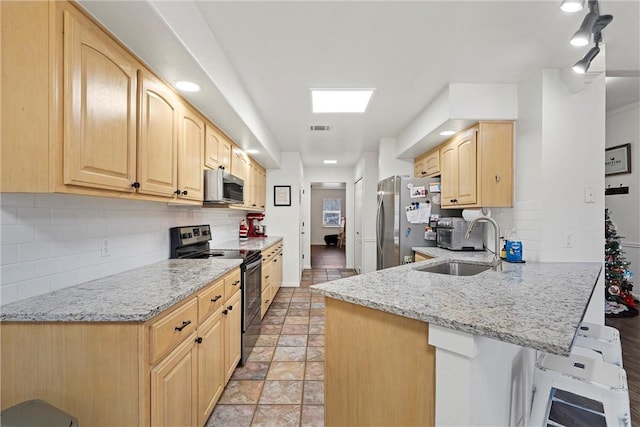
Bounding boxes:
198 279 225 323
224 269 241 300
261 285 272 319
150 298 198 363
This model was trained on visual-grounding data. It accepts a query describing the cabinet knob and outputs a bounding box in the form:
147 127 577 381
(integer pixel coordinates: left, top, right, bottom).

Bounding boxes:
222 309 228 315
211 295 222 302
195 337 203 344
131 182 140 189
174 189 181 195
232 280 240 286
182 190 188 196
227 305 233 311
495 174 501 182
174 320 192 331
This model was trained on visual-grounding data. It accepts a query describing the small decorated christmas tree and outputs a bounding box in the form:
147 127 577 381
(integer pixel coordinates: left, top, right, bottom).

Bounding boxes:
605 209 637 317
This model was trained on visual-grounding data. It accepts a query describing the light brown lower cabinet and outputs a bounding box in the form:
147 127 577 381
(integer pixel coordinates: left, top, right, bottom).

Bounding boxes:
0 267 242 427
325 297 435 426
151 331 199 427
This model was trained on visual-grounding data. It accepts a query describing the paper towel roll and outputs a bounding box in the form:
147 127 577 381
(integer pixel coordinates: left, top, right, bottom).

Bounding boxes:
462 208 491 220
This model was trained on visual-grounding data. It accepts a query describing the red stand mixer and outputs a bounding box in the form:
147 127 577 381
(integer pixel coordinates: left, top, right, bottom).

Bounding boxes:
247 213 267 237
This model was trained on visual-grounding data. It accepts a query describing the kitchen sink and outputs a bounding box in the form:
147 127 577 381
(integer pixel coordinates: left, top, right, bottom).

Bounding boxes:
415 261 491 276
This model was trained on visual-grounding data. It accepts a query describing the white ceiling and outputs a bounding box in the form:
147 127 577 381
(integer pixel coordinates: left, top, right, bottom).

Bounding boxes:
79 1 640 170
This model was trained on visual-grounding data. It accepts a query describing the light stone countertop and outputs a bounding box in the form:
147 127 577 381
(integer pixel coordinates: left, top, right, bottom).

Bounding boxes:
0 259 242 322
311 247 602 355
211 236 283 251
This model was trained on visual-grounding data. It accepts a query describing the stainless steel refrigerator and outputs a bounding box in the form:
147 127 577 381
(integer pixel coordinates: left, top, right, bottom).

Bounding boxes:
376 175 448 270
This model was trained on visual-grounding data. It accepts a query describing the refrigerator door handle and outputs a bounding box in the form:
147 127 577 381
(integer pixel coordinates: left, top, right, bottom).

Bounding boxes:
376 195 384 260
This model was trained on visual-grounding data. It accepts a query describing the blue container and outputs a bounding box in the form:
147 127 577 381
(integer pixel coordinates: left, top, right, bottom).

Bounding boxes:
506 240 523 262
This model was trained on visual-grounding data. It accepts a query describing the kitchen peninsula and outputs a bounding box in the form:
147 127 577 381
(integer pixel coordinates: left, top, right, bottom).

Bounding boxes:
311 247 602 426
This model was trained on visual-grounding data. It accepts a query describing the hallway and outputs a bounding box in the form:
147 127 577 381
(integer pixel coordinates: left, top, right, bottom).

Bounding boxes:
310 244 345 269
206 244 356 426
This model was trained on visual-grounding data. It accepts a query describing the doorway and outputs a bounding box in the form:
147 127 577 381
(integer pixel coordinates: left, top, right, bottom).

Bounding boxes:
309 182 346 269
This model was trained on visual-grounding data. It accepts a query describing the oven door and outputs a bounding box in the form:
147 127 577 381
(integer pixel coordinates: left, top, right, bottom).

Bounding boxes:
241 253 262 365
242 255 262 331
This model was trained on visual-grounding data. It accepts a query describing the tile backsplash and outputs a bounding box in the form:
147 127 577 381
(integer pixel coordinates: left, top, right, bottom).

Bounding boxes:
0 193 246 305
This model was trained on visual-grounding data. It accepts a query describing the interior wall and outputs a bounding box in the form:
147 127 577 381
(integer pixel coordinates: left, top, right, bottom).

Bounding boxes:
0 193 246 305
265 151 304 286
309 188 346 245
605 101 640 275
540 70 606 263
378 137 412 181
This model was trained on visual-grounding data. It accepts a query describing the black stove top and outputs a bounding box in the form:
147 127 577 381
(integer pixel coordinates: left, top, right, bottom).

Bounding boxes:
170 225 260 261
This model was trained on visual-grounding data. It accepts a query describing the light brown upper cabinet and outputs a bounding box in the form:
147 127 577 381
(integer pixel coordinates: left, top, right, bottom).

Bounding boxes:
177 105 205 202
441 129 478 207
440 121 513 209
205 124 232 172
138 69 179 197
414 148 440 178
2 1 268 207
477 121 514 207
62 8 138 192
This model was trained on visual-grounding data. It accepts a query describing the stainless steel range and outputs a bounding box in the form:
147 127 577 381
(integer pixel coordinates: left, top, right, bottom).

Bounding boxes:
169 224 261 366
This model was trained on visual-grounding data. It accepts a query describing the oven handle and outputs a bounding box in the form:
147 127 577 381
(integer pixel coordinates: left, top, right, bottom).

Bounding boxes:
244 256 262 272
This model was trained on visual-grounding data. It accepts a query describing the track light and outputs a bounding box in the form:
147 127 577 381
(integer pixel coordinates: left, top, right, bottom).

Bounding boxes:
572 46 600 74
570 8 599 46
560 0 585 13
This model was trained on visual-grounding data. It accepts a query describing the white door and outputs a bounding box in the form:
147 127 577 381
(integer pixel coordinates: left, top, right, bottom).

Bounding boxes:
354 178 363 274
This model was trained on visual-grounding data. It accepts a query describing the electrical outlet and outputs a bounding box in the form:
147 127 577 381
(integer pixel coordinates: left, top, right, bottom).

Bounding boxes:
562 233 572 248
100 238 110 257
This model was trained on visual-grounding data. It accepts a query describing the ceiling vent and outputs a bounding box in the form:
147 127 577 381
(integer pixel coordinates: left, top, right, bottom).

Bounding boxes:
309 125 331 132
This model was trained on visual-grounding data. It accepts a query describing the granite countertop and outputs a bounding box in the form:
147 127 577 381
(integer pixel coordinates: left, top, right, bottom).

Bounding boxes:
311 247 602 356
0 259 242 322
211 236 283 251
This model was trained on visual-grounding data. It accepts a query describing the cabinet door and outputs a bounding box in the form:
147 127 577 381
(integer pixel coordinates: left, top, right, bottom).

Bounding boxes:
414 157 425 177
197 310 225 427
440 142 457 206
219 138 232 171
63 10 137 192
479 122 513 207
258 168 267 209
230 147 248 182
424 149 440 177
223 291 242 383
151 332 198 427
178 105 205 201
204 124 221 170
455 131 477 205
138 70 178 197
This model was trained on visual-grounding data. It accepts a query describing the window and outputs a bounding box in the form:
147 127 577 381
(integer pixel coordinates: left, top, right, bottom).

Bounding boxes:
322 198 341 227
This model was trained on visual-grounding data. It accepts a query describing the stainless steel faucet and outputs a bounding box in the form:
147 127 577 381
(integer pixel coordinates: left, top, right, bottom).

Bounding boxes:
466 216 502 271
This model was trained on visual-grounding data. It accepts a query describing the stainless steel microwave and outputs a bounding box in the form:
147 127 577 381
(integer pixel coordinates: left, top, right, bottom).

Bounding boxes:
203 168 244 204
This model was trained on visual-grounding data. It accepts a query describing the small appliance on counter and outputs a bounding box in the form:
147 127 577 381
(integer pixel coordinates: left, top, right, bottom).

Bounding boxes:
436 217 484 251
239 219 249 240
246 213 267 237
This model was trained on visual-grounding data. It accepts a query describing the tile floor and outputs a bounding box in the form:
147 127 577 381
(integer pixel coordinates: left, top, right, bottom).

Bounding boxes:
206 268 357 427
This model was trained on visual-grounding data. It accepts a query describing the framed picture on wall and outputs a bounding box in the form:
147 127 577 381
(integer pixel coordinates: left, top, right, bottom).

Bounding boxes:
274 185 291 206
605 143 631 176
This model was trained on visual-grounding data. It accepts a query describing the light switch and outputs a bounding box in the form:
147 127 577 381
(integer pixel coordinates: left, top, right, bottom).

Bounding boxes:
584 186 595 203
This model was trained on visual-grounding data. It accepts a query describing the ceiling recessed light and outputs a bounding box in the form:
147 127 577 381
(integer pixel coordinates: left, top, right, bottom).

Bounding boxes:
311 89 375 113
246 149 259 154
323 160 337 164
439 130 456 136
175 81 200 92
560 0 585 13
